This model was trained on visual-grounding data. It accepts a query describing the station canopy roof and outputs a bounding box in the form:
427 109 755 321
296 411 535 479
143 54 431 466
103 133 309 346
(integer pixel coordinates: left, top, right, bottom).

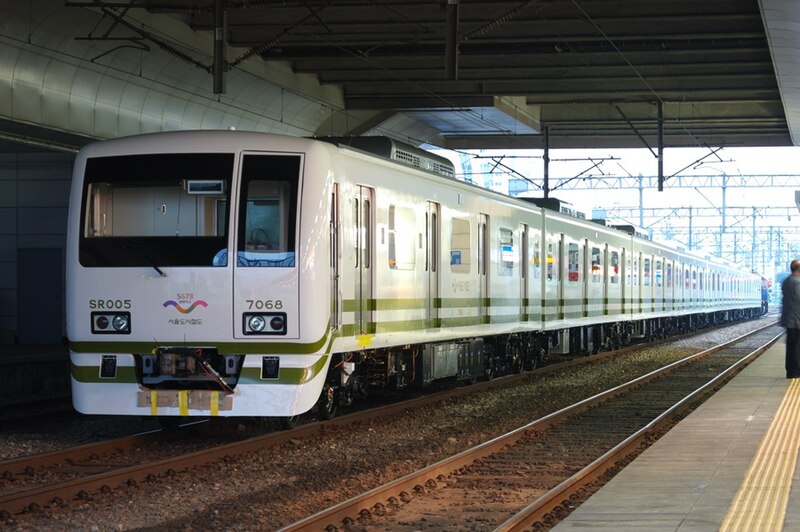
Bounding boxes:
164 0 800 150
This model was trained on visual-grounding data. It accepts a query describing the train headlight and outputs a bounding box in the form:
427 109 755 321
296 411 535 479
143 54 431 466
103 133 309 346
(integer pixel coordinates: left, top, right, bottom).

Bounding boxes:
91 312 131 334
112 314 129 332
248 315 266 333
244 312 287 335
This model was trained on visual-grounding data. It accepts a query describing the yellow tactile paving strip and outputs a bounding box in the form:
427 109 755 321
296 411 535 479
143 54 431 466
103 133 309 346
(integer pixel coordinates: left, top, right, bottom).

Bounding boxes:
720 378 800 531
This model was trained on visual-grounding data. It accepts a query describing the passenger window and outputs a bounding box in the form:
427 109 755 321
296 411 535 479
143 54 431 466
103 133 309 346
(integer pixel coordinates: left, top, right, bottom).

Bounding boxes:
643 258 651 287
567 243 580 282
388 205 416 270
655 260 663 288
610 250 619 284
450 217 471 274
591 247 602 283
498 228 514 277
666 263 672 288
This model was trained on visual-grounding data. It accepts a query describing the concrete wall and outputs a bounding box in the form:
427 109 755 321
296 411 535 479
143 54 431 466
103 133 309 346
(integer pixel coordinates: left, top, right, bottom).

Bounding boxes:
0 152 73 344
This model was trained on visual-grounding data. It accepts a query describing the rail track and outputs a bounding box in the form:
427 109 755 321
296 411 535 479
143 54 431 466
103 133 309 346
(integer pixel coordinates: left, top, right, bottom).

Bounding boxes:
0 319 778 529
281 322 783 531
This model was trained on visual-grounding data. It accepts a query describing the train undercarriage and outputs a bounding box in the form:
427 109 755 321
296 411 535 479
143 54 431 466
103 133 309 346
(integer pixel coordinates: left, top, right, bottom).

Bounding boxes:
316 307 765 419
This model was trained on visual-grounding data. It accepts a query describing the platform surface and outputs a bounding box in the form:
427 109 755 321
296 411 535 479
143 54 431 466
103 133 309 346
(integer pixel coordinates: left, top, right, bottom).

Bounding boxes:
555 334 800 531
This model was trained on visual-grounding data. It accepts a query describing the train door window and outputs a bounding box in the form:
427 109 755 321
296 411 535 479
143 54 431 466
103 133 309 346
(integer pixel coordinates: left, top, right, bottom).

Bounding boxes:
238 154 299 267
692 270 698 289
546 242 555 281
450 217 471 274
666 262 673 288
533 239 541 280
655 260 663 287
699 272 704 291
499 228 514 277
610 250 619 284
685 268 691 289
567 243 580 282
643 258 651 287
388 205 416 270
633 258 639 287
626 256 631 286
591 246 602 283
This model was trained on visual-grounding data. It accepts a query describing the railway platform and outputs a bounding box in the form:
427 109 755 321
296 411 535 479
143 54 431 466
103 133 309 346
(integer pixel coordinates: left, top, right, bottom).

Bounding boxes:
555 334 799 531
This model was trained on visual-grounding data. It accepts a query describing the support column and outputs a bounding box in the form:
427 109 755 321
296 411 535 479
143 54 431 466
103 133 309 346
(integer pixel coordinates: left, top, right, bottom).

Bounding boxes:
657 101 664 191
543 125 550 198
213 0 226 94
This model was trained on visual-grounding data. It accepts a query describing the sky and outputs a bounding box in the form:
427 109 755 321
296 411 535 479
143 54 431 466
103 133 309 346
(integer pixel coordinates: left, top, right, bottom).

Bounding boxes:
435 145 800 278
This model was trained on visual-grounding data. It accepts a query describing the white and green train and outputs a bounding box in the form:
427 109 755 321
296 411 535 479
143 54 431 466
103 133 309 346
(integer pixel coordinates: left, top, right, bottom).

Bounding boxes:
66 131 764 421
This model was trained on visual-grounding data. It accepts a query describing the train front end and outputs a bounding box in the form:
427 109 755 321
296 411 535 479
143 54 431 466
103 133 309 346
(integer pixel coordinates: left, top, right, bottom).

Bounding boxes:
66 131 332 418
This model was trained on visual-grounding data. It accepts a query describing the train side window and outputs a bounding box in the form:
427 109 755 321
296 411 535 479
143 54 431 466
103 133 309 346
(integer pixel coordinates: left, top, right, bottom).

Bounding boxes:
685 268 691 289
591 246 602 283
567 243 580 282
666 263 672 288
655 260 663 287
546 242 555 281
610 250 619 284
498 227 514 277
388 205 416 270
450 217 471 274
643 258 651 287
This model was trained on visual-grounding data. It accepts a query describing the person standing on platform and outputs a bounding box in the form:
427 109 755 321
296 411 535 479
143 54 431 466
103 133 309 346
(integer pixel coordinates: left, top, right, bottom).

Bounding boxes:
781 259 800 378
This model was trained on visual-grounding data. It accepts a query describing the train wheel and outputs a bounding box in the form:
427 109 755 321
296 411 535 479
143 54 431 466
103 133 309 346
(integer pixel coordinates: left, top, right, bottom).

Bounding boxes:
317 384 338 420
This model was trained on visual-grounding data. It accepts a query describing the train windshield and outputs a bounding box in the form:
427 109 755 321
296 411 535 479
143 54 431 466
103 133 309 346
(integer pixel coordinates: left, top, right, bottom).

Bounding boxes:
79 153 234 268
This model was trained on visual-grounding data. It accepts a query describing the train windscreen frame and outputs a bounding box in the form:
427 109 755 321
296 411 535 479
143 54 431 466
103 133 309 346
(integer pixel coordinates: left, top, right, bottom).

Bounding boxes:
79 153 234 268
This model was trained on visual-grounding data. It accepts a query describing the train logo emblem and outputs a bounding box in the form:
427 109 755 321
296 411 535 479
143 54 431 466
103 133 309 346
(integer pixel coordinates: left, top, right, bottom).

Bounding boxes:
163 299 208 314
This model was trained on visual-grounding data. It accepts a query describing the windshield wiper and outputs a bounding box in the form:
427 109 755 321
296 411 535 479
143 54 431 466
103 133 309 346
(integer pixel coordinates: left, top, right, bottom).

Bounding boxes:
123 245 167 277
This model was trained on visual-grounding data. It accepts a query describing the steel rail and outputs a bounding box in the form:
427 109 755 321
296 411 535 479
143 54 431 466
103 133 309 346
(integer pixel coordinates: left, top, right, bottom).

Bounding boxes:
496 326 784 531
280 322 781 531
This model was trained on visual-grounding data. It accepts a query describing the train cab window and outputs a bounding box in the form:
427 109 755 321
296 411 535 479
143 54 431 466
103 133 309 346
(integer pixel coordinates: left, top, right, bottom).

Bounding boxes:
450 217 471 274
567 243 580 282
610 251 620 284
388 205 416 270
643 258 651 287
498 228 514 277
591 247 602 283
80 153 234 267
237 154 300 267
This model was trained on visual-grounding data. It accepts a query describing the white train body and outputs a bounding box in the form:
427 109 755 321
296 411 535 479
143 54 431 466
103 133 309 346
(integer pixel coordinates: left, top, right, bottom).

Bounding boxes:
66 131 763 418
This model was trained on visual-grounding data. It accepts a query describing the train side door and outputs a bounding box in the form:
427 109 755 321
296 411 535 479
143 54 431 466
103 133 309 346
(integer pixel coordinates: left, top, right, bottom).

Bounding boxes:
330 184 341 330
354 186 374 334
478 214 489 321
426 201 440 328
520 223 528 320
